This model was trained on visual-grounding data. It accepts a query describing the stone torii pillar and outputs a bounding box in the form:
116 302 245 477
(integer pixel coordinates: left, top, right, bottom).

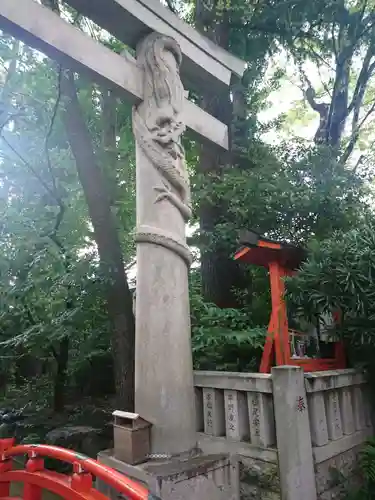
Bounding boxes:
132 32 196 456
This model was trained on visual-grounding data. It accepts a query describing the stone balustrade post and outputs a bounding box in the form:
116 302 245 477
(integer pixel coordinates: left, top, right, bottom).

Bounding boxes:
272 366 317 500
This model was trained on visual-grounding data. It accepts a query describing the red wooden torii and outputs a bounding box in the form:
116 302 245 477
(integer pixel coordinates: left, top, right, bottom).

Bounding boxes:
234 230 346 373
0 439 158 500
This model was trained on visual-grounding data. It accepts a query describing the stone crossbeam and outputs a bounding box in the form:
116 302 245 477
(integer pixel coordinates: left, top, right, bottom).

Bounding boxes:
0 0 229 150
65 0 246 93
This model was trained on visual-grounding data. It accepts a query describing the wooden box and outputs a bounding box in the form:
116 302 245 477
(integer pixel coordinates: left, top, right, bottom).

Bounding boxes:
112 410 151 465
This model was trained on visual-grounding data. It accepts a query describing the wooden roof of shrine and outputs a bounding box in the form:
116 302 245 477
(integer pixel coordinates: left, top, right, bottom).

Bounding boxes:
234 229 307 270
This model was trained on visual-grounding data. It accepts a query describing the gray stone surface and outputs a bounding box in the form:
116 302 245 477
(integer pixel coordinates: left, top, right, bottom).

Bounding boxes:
194 371 273 393
203 388 225 436
240 484 280 500
304 369 366 393
239 456 280 496
325 390 343 441
225 389 249 441
308 391 329 447
197 433 278 463
247 392 276 447
353 386 367 430
339 387 355 435
97 450 236 500
317 474 362 500
145 454 235 500
46 425 110 458
313 428 372 464
315 445 362 496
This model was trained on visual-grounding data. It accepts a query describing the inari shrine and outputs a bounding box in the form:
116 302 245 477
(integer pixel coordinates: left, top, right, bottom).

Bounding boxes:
234 230 346 373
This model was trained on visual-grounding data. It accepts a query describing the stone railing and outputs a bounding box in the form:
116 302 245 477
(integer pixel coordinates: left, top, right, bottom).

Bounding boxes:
194 368 374 500
305 369 373 464
194 371 276 453
194 371 279 499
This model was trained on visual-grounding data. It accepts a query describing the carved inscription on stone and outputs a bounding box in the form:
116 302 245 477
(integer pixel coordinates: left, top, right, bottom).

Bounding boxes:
203 388 225 436
325 390 343 440
251 395 261 436
247 392 276 447
224 390 249 440
308 392 329 446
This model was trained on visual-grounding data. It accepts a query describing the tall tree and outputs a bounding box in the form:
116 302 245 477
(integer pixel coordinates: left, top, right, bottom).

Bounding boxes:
190 0 269 307
292 0 375 161
184 0 375 305
44 0 135 409
59 69 135 410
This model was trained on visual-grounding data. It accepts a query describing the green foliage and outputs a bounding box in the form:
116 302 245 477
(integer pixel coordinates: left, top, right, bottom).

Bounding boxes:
285 219 375 378
360 439 375 486
193 138 372 307
190 276 266 371
346 438 375 499
286 220 375 338
0 24 135 412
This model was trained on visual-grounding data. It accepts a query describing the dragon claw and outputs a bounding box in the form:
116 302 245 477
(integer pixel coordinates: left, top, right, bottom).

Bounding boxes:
155 193 168 203
153 185 169 204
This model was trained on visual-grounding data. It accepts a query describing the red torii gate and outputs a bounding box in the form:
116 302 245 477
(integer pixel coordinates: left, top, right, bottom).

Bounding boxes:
234 230 346 373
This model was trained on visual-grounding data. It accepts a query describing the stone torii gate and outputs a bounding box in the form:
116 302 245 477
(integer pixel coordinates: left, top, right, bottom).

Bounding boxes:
0 1 245 497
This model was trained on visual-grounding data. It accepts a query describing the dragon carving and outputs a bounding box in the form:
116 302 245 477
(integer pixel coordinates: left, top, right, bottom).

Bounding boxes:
132 33 192 222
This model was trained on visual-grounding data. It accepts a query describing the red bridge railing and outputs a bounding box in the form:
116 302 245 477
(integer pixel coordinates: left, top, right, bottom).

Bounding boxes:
0 439 155 500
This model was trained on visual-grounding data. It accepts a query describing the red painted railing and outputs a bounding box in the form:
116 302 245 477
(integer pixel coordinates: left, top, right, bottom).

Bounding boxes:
0 439 154 500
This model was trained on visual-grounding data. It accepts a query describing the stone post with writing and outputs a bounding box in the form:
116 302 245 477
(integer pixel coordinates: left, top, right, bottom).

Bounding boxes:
272 366 317 500
132 32 197 456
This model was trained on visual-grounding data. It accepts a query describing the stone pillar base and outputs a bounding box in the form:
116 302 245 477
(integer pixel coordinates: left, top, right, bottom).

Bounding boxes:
97 449 236 500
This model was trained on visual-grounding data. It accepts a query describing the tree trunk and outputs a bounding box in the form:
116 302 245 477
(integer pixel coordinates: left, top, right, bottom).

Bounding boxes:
14 351 42 384
196 7 247 307
60 70 135 410
40 0 135 409
198 137 243 307
325 57 350 147
53 336 69 412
